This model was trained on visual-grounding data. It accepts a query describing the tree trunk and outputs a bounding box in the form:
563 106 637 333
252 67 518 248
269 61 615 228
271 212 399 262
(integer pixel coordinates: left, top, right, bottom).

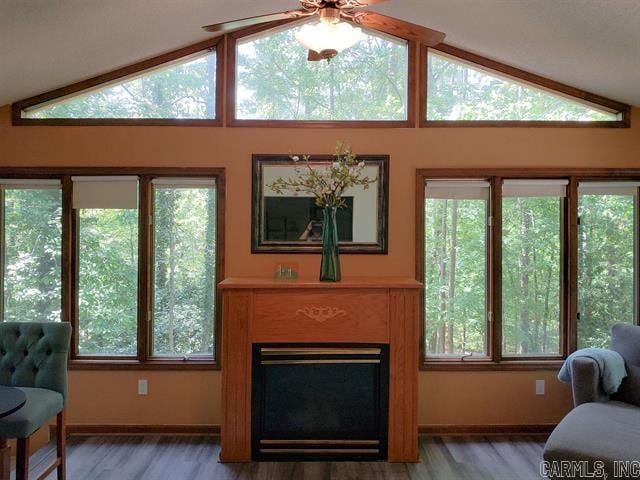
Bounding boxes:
167 190 177 354
447 200 458 353
437 200 448 354
518 199 531 354
201 190 216 353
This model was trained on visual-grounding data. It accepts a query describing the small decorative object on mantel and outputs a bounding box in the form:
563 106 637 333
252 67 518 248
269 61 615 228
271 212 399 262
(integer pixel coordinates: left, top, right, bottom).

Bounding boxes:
268 141 377 281
274 262 299 280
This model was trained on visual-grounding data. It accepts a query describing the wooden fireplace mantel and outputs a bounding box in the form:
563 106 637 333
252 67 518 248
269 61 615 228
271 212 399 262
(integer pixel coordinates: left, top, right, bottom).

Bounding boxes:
219 277 422 463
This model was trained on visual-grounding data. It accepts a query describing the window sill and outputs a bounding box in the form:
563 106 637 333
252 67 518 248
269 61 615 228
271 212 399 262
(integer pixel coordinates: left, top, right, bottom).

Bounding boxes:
420 359 564 371
421 120 629 128
69 359 219 371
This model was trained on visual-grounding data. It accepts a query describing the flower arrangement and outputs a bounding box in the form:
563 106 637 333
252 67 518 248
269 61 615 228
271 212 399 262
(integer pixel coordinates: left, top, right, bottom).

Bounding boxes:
267 141 377 209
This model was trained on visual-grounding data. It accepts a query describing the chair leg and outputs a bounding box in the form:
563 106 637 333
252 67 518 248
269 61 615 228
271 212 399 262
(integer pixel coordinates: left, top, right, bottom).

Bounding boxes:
0 438 10 480
57 410 66 480
16 437 29 480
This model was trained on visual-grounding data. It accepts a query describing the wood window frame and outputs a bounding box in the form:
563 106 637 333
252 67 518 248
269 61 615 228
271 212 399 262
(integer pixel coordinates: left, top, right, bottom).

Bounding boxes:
11 38 225 127
225 19 418 128
0 167 225 371
419 44 631 129
10 21 631 129
416 168 640 371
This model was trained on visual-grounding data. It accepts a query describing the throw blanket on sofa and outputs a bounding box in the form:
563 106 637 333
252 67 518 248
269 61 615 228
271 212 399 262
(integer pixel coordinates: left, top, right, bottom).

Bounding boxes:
558 348 627 395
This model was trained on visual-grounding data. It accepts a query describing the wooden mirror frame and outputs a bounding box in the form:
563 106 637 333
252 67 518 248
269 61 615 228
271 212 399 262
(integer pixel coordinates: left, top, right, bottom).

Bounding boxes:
251 154 389 254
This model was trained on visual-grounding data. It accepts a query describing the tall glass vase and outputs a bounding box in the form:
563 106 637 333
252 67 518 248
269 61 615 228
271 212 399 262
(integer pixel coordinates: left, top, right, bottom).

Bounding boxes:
320 207 341 282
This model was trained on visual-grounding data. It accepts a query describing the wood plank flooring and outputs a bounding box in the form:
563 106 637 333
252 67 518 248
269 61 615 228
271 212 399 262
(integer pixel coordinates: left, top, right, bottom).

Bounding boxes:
23 435 546 480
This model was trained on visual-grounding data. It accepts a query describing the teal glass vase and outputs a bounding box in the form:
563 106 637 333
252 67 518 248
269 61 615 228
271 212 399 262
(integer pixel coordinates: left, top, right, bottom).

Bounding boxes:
320 207 341 282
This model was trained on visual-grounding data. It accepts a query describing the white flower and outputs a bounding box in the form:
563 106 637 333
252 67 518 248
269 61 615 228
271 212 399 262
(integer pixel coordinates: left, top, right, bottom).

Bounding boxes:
332 162 340 169
291 155 300 162
358 161 365 168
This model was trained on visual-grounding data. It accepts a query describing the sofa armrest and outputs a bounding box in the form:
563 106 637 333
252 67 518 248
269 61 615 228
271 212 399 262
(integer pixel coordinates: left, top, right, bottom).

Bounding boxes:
570 357 609 406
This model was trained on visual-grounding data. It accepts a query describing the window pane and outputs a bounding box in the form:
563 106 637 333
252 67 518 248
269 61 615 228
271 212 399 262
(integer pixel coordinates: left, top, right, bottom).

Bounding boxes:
25 51 216 119
502 197 561 355
153 187 216 356
424 196 488 356
78 209 138 355
578 193 636 348
427 51 618 121
3 188 61 322
237 23 408 121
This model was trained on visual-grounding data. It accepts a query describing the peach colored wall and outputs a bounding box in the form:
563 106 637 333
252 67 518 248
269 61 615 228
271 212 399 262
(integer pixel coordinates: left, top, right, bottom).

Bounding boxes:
2 104 640 429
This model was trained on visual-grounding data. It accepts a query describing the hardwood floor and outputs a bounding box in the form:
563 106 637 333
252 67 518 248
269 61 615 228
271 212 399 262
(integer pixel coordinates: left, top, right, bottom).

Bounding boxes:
24 435 546 480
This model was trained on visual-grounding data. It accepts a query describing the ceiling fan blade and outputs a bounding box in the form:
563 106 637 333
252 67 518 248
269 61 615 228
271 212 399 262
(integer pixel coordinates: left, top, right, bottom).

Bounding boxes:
307 50 324 61
353 11 445 46
340 0 389 7
202 10 307 33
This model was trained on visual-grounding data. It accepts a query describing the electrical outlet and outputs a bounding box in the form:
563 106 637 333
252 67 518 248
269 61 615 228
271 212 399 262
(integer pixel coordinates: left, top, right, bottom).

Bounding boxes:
138 379 148 396
536 379 545 396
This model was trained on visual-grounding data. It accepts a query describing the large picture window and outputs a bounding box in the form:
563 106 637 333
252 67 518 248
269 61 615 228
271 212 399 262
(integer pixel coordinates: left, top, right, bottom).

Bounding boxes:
424 181 489 358
418 172 640 369
0 169 227 369
578 182 638 348
152 179 217 358
1 180 62 322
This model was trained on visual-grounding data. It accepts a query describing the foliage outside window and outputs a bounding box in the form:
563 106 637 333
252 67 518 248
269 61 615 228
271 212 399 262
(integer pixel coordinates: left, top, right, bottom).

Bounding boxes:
578 183 638 348
2 184 62 322
153 182 217 357
23 51 217 120
501 181 564 356
236 22 408 121
424 181 489 357
78 208 139 355
427 51 619 122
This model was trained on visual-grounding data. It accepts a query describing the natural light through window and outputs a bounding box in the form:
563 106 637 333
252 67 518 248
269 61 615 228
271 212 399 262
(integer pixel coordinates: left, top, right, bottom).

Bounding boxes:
23 51 217 120
424 181 489 357
152 179 217 358
502 180 564 356
236 22 408 121
2 181 62 323
578 182 638 349
427 51 619 122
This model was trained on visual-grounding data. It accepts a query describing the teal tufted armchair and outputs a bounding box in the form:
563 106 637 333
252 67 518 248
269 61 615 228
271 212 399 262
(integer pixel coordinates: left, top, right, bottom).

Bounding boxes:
0 322 71 480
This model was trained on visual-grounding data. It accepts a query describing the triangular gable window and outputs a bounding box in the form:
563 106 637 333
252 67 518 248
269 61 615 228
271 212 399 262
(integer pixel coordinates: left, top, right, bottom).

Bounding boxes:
23 51 217 120
427 51 620 122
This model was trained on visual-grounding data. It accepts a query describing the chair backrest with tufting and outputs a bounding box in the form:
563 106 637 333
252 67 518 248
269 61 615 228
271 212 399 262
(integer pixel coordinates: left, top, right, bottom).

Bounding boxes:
0 322 71 403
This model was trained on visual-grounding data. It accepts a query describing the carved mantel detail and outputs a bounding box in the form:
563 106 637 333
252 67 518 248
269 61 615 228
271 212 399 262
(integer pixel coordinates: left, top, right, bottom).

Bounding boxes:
295 306 346 323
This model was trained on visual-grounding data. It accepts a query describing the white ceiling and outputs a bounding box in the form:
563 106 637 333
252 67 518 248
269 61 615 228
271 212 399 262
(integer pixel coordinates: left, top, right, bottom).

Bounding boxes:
1 0 640 107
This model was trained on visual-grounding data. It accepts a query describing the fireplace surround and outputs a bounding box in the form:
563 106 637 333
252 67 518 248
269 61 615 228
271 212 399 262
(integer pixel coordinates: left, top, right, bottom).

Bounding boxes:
219 277 421 463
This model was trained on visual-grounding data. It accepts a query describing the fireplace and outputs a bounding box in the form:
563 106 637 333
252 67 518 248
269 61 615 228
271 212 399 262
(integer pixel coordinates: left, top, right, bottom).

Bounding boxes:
219 278 420 462
252 344 389 460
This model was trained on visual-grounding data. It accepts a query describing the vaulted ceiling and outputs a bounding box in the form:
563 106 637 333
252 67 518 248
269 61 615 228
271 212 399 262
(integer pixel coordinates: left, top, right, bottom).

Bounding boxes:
1 0 639 107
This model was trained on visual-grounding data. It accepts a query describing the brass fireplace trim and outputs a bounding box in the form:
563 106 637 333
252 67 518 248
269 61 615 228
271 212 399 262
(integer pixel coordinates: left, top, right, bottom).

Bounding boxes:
260 347 382 356
259 448 380 455
261 359 381 365
260 439 380 446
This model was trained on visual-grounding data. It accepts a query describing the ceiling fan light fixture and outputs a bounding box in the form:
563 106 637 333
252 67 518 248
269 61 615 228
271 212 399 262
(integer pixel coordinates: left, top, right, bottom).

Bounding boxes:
295 21 364 59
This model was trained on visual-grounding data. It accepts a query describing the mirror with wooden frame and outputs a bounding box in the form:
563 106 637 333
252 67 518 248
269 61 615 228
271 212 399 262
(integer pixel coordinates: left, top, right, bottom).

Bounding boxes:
252 154 389 253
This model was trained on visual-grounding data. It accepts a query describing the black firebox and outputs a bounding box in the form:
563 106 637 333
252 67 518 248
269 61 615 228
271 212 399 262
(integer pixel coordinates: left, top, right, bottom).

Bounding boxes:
252 343 389 461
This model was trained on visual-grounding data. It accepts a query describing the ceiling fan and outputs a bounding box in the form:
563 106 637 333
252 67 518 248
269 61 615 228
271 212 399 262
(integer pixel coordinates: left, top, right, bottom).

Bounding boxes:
202 0 446 61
